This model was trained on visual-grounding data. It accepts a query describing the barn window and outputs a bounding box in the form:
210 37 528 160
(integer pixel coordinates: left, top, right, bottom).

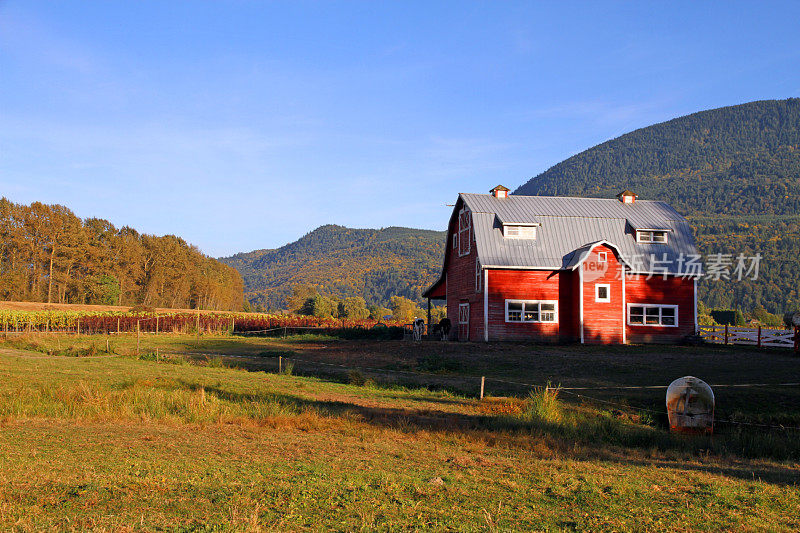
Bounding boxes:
503 225 536 239
505 300 557 323
452 234 457 249
597 251 608 263
458 208 471 256
595 284 610 303
475 259 482 292
636 230 668 244
627 304 678 327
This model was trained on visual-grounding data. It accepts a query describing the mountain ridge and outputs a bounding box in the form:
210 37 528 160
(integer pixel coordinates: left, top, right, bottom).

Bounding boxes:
514 98 800 313
219 224 446 310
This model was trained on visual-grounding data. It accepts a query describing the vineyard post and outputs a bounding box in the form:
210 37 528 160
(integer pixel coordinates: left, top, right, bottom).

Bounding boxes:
196 311 200 341
76 318 80 336
156 315 159 335
137 320 140 355
47 318 50 333
480 376 485 400
106 338 110 353
231 317 235 335
117 318 120 334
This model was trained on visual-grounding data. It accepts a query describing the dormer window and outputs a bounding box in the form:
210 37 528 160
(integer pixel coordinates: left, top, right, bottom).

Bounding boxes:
636 230 668 244
490 185 510 198
503 225 536 239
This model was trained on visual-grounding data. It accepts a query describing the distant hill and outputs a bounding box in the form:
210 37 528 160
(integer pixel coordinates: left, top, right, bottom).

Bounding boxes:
220 225 446 310
515 98 800 314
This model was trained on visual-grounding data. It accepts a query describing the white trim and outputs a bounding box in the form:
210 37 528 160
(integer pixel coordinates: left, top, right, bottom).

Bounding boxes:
458 207 471 257
693 278 698 334
597 251 608 263
458 303 469 324
621 271 627 344
504 299 558 323
568 240 630 271
636 230 668 244
579 264 584 344
626 303 679 327
483 269 489 342
595 283 611 303
503 225 537 239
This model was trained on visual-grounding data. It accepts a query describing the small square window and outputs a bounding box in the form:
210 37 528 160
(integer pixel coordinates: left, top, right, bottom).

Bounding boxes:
598 252 608 263
595 284 610 303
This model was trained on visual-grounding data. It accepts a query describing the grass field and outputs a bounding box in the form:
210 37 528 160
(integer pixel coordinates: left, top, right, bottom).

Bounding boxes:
1 334 799 530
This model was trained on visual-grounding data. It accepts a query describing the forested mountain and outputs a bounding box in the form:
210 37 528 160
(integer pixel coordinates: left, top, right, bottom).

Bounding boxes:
220 225 446 310
0 198 243 310
515 98 800 313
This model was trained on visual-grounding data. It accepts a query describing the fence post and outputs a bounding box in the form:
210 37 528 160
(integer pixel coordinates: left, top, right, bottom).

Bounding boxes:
279 356 282 374
795 326 799 355
137 320 140 355
757 326 762 348
156 315 159 335
106 338 110 353
480 376 485 400
117 318 120 334
76 318 80 336
196 311 200 341
724 323 729 345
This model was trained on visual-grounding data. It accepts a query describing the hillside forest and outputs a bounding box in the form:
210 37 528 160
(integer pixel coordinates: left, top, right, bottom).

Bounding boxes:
220 225 446 311
0 198 243 311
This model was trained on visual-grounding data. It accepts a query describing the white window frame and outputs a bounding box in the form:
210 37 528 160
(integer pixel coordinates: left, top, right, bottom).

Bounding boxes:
595 283 611 303
458 207 471 257
597 251 608 263
627 303 679 327
504 300 558 323
636 230 668 244
475 259 482 292
452 233 457 249
503 225 537 239
458 303 470 324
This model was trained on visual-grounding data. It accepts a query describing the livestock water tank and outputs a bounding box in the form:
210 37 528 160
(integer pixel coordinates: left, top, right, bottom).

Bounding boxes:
666 376 715 434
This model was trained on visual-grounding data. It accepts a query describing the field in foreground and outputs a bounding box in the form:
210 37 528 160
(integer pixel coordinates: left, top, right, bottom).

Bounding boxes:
0 335 798 530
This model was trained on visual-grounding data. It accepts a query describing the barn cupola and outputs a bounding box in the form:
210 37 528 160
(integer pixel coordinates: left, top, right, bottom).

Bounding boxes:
490 185 510 199
616 190 637 204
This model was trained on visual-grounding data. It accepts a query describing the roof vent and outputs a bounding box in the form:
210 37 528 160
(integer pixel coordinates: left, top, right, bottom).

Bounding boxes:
490 185 510 199
616 190 637 204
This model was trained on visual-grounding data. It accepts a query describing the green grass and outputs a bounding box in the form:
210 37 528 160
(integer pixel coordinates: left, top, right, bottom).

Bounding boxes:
1 335 799 530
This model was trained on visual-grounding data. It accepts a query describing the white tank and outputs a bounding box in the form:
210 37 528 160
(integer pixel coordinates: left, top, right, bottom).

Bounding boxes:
666 376 715 434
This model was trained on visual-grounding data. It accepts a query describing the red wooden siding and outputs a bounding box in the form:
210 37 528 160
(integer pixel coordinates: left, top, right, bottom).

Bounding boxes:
625 275 695 343
581 244 624 344
486 269 564 342
444 201 483 341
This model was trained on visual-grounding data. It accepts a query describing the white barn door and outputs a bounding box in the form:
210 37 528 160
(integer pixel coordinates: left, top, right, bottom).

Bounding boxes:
458 302 470 341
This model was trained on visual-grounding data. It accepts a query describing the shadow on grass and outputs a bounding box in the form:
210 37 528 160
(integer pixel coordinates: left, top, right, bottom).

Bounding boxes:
160 377 800 486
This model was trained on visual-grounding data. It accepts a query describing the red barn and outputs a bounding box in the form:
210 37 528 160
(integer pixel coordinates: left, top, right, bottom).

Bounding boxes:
423 187 700 344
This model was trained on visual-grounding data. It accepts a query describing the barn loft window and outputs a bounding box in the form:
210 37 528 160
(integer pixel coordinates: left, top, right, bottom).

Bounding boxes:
636 230 668 244
503 224 537 239
475 259 482 292
597 251 608 263
505 300 557 323
452 234 457 249
458 207 471 256
627 304 678 327
595 284 610 303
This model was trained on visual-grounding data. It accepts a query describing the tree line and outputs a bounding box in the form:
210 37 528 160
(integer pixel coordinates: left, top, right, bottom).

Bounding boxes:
282 284 446 323
0 198 243 310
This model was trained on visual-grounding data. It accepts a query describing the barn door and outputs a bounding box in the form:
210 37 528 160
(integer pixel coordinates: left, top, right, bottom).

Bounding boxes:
458 302 470 341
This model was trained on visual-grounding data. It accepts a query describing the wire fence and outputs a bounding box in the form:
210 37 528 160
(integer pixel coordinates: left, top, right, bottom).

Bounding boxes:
162 349 800 433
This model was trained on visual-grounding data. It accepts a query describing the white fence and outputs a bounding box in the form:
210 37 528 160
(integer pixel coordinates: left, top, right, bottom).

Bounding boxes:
698 325 799 351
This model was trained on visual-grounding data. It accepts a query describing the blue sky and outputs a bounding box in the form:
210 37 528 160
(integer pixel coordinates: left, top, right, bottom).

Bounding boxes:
2 1 799 257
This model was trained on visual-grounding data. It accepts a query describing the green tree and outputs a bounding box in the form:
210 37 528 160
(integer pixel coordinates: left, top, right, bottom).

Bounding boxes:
339 297 369 319
390 295 424 322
